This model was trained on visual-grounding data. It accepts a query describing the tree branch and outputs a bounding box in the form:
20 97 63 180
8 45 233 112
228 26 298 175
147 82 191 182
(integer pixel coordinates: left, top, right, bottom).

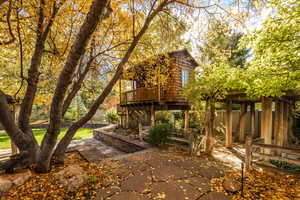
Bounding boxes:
53 0 172 162
37 0 111 172
0 0 16 45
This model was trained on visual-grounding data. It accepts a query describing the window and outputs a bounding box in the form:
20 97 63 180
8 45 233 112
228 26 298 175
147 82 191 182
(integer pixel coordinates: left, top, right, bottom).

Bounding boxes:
132 80 137 90
182 69 189 87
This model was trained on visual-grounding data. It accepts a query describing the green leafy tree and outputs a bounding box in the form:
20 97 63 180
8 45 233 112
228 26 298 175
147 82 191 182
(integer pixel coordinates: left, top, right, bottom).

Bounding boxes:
240 0 300 98
200 21 249 68
183 61 239 154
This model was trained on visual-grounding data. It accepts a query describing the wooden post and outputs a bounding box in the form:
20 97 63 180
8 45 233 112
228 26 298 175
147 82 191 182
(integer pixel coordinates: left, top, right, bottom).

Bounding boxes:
225 100 233 148
184 110 189 134
138 122 143 141
275 101 284 154
119 79 122 103
158 65 161 102
245 135 252 171
239 103 247 142
261 97 273 154
282 102 289 147
150 105 155 126
250 102 255 138
125 107 129 129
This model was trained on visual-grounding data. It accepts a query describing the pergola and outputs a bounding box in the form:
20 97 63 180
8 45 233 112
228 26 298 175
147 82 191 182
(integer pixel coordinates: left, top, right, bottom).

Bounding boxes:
222 90 300 169
223 90 300 147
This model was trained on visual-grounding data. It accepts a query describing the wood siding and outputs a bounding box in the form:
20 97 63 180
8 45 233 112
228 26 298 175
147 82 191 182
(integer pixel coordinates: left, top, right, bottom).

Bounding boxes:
120 50 197 105
164 52 194 102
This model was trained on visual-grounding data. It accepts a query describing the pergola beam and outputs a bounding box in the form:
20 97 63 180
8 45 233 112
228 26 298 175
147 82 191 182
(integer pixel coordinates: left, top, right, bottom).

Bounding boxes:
225 100 233 148
261 97 273 154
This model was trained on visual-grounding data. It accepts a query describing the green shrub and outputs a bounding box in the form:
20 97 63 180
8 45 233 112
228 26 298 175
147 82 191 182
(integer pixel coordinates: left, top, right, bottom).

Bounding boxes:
155 111 174 124
189 112 201 128
270 160 300 172
128 118 138 129
105 111 119 124
148 123 174 146
173 112 183 120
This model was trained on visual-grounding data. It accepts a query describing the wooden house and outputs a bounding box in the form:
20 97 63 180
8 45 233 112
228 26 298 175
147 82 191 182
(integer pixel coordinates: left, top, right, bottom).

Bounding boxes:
117 49 198 128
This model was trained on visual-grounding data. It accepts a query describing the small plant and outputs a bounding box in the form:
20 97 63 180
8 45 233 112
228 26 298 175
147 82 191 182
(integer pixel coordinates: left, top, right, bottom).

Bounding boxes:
148 123 174 146
105 111 119 124
88 176 99 183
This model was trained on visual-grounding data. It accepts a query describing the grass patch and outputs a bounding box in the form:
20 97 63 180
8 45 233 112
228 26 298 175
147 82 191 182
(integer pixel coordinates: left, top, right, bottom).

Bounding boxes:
0 128 93 149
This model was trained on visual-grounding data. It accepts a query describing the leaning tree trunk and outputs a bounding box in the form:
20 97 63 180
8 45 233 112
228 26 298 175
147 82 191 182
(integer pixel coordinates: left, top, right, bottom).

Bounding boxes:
35 0 110 173
52 0 171 163
0 91 39 171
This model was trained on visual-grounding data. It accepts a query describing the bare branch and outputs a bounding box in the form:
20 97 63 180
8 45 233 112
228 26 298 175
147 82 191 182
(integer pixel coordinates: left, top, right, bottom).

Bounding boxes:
0 0 8 8
0 0 16 45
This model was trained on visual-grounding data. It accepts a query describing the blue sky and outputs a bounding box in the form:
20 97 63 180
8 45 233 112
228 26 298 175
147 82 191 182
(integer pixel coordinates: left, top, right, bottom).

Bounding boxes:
181 1 273 58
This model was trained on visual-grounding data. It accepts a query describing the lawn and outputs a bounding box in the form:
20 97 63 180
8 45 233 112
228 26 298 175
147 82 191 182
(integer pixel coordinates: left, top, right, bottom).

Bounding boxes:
0 128 93 149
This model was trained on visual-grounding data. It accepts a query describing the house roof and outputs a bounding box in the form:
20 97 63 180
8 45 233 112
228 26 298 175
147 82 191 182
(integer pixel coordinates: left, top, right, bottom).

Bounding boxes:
122 49 198 80
168 49 198 67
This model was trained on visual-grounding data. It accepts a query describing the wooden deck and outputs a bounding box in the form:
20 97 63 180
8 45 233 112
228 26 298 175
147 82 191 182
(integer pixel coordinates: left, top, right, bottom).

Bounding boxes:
120 86 187 104
121 87 160 104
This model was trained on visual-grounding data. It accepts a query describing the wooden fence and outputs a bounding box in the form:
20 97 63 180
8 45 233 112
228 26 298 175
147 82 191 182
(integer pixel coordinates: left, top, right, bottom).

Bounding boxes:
245 135 300 171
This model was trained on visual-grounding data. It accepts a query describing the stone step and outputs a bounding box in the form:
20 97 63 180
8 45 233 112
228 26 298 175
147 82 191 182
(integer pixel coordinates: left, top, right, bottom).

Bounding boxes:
168 136 190 144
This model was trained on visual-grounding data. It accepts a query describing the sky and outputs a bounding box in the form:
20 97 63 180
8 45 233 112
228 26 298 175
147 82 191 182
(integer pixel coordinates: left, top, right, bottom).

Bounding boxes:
182 1 273 58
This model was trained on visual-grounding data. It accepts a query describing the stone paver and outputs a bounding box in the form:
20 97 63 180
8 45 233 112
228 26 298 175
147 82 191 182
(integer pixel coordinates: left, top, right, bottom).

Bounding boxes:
120 171 152 192
199 191 232 200
96 186 121 199
68 138 124 157
96 150 231 200
198 167 225 179
152 165 187 181
151 180 202 200
78 146 108 162
186 176 211 193
109 191 147 200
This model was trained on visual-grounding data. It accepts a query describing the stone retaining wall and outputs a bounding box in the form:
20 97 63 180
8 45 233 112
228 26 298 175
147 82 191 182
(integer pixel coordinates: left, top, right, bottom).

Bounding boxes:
93 128 151 153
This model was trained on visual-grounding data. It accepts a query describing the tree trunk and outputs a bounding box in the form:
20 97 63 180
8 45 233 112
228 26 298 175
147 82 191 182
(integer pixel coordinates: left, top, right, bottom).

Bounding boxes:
0 91 40 170
204 98 215 154
62 62 91 117
52 0 170 163
18 0 59 137
36 0 110 172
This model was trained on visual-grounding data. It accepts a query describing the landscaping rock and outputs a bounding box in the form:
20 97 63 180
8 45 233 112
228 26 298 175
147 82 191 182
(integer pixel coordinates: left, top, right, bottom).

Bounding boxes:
0 178 12 193
222 177 241 193
10 170 32 186
54 165 89 191
0 169 32 194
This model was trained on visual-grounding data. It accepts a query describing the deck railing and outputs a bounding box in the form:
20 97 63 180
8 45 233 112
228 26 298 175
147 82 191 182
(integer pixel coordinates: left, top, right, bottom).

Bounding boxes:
121 87 160 104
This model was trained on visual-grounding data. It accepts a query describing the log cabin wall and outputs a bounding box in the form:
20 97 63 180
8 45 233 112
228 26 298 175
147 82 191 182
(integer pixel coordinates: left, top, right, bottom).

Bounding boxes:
164 51 195 102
